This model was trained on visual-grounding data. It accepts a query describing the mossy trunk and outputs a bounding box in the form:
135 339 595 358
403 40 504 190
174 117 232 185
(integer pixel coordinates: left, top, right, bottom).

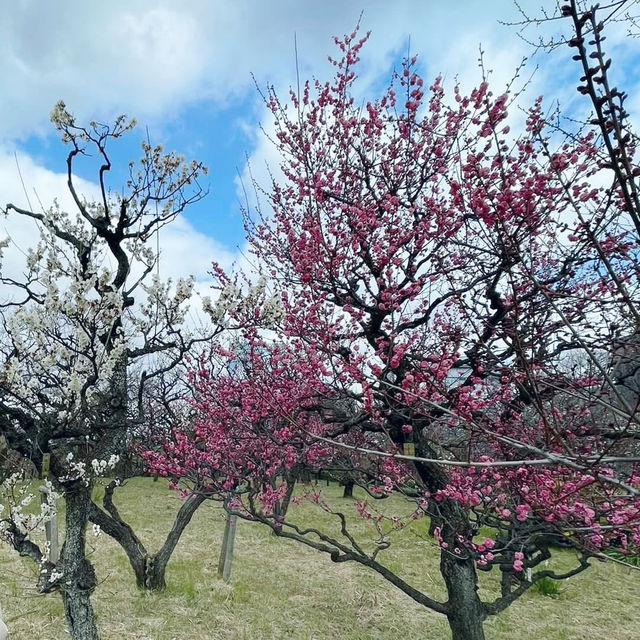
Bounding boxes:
60 484 99 640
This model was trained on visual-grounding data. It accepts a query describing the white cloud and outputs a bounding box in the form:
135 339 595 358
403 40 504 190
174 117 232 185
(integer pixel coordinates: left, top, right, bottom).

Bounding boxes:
0 150 98 282
1 0 637 290
0 0 535 142
2 1 636 141
1 2 208 140
153 215 236 284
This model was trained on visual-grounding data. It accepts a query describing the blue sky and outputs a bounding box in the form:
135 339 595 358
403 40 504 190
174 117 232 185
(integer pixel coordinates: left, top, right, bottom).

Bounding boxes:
1 0 637 285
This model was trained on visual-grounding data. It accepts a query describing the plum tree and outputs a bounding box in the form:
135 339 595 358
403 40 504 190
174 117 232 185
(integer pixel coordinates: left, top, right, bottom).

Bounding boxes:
0 104 220 639
149 9 640 639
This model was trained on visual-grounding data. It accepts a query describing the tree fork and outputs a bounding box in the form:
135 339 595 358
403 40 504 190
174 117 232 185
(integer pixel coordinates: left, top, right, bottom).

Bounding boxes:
88 484 207 590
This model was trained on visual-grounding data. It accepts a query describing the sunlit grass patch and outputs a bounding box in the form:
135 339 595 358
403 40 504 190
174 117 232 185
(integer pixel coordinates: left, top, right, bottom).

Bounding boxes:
0 478 638 639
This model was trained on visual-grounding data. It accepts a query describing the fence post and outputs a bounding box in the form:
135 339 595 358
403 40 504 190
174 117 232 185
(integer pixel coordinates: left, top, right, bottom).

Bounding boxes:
39 453 59 563
217 511 237 582
0 601 8 640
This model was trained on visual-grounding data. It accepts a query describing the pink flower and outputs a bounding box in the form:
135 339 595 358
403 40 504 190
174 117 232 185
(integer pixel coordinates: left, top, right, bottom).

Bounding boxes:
515 504 531 522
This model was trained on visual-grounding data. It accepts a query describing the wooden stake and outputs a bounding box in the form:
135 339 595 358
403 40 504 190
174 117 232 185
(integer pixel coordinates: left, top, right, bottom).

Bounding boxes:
39 454 59 563
38 485 59 563
0 600 8 640
217 511 237 582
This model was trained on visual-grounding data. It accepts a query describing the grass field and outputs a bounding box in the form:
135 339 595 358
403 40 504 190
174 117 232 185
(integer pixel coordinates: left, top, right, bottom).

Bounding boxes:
0 478 638 639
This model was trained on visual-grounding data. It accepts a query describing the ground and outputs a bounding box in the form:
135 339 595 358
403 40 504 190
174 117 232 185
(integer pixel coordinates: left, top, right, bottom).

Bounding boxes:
0 478 638 639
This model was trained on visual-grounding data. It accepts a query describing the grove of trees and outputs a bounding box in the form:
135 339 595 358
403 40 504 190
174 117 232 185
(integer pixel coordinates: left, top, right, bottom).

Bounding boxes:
0 105 224 638
147 4 640 640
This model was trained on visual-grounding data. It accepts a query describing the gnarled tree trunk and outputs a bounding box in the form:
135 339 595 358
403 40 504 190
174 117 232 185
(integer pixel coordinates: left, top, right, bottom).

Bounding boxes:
414 453 487 640
89 482 206 590
142 489 207 590
441 550 487 640
60 483 99 640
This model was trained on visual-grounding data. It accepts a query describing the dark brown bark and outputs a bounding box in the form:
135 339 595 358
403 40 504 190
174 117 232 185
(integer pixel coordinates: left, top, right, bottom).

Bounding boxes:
272 475 297 535
60 483 99 640
413 452 487 640
342 479 354 498
144 490 207 589
88 483 206 590
442 550 487 640
87 496 148 587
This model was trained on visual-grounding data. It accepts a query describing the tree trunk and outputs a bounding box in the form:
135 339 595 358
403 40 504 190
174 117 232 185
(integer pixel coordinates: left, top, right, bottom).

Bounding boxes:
272 475 296 535
342 479 354 498
441 551 486 640
60 483 99 640
412 451 486 640
144 490 207 589
89 486 206 590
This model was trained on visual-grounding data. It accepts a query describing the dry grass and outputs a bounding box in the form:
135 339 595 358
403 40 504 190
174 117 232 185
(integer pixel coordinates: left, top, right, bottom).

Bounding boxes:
1 478 639 639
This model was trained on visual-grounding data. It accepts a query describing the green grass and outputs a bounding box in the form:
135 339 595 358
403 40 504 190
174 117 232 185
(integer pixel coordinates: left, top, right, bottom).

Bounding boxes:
533 576 563 598
1 478 639 639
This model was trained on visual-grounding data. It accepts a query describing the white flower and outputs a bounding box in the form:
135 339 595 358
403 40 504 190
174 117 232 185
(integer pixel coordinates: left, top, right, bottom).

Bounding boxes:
0 237 9 262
